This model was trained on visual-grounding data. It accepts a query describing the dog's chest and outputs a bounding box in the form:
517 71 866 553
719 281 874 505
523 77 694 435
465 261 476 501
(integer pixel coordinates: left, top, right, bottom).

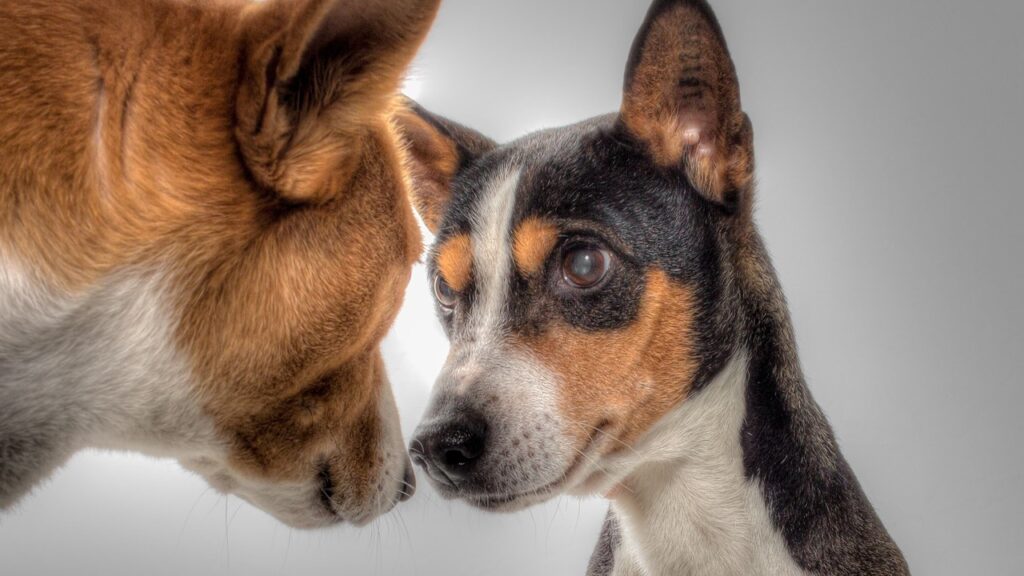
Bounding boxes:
611 477 807 576
606 355 809 576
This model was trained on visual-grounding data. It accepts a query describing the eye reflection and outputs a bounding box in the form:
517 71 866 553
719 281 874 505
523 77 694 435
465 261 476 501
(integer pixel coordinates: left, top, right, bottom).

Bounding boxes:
561 245 610 289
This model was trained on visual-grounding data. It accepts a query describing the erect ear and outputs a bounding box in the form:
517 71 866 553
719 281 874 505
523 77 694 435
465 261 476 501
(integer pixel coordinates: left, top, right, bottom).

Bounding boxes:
236 0 441 204
620 0 754 208
394 99 496 234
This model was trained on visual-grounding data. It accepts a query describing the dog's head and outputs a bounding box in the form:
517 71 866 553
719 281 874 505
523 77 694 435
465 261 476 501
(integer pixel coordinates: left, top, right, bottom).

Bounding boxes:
399 0 754 510
66 0 442 527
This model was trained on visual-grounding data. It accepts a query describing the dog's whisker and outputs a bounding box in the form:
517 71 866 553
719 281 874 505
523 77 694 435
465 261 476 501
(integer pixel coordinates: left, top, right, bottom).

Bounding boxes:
177 485 212 547
565 441 635 495
565 416 643 458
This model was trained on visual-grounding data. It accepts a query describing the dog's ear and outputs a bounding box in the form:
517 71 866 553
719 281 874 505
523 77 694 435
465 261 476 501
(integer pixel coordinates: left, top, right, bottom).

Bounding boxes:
620 0 753 209
236 0 441 204
395 100 496 234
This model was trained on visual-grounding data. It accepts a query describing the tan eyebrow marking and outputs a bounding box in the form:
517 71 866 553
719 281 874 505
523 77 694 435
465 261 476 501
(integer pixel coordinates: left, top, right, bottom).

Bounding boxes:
512 216 559 276
436 233 472 292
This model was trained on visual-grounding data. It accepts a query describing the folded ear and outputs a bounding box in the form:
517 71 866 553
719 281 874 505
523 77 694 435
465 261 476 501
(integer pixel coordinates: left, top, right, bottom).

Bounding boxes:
394 100 496 234
236 0 441 204
620 0 754 208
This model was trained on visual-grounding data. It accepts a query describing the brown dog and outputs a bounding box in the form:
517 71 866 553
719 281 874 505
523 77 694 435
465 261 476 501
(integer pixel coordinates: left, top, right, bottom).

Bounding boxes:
0 0 438 528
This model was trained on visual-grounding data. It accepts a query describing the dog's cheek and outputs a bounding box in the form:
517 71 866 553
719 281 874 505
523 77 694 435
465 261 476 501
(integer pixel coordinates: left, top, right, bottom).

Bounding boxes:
218 354 383 484
520 270 698 449
614 272 699 446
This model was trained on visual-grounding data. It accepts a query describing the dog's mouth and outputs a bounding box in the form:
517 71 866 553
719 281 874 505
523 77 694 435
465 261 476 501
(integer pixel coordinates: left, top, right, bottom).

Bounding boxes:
316 461 346 524
314 460 414 526
465 420 611 512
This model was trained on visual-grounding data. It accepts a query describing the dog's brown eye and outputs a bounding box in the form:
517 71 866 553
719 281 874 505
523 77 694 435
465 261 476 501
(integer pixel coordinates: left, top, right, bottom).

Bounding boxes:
434 275 459 310
561 245 610 289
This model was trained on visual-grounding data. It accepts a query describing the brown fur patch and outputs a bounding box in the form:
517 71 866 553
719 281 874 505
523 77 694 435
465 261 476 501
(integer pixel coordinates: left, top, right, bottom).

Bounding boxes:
435 233 473 293
394 106 461 233
0 0 434 512
515 270 698 449
512 217 559 276
236 0 442 204
620 2 753 204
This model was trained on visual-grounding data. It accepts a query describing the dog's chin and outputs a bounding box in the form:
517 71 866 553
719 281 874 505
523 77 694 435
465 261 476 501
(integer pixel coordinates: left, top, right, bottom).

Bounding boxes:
268 506 347 530
422 470 566 512
229 489 345 530
443 459 607 513
464 486 561 513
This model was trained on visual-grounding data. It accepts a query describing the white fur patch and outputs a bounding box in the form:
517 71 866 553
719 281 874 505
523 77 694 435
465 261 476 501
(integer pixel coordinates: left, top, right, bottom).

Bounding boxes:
460 166 521 370
0 253 219 457
1 251 408 526
593 353 809 576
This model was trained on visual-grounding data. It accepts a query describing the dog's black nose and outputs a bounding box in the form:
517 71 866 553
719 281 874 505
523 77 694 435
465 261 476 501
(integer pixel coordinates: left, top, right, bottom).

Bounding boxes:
410 415 487 483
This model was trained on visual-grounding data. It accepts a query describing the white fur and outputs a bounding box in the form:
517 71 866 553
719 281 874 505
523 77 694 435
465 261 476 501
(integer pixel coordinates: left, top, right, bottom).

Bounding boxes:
0 251 227 511
0 253 219 459
458 166 521 378
581 353 808 576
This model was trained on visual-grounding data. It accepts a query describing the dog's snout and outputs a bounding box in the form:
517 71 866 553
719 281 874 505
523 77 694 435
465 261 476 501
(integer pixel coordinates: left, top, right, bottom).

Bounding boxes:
411 414 488 483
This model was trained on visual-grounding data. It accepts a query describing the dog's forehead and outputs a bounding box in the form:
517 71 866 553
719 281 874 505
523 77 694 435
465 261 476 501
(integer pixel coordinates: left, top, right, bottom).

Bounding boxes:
434 114 712 280
438 116 633 244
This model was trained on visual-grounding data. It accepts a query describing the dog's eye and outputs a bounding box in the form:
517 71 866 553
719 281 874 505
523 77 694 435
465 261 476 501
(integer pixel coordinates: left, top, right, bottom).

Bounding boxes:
561 245 611 289
434 275 459 310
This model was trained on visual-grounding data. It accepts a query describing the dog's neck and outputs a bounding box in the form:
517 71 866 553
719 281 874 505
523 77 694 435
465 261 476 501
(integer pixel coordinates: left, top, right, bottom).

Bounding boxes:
605 352 806 576
0 255 219 506
599 231 905 575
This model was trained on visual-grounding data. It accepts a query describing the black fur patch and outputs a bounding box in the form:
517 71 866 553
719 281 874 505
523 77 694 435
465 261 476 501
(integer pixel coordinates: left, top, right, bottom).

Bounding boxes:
586 509 621 576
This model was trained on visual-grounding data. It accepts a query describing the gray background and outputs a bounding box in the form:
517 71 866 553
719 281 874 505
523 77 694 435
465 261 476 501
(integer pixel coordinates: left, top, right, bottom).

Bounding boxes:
2 1 1022 574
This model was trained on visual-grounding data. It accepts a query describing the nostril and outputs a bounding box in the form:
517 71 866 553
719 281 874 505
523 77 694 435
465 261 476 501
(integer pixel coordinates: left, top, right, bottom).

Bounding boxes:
441 432 484 468
434 425 486 477
442 447 471 468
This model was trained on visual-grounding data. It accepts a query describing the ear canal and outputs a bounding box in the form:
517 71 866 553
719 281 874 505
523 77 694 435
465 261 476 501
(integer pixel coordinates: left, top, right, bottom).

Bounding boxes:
236 0 441 204
620 0 754 208
394 100 496 234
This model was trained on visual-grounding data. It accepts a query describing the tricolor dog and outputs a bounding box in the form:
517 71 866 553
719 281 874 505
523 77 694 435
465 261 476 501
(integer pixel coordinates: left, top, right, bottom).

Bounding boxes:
399 0 909 573
0 0 440 528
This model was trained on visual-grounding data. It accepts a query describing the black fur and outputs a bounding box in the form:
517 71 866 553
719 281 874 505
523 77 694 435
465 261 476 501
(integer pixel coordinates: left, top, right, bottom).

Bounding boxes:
735 231 909 574
586 509 621 576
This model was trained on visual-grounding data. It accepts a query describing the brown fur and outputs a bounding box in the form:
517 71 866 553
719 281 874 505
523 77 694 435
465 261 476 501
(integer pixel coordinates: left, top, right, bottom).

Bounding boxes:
621 3 753 205
516 270 698 449
394 106 463 233
512 217 559 277
435 233 473 293
0 0 437 515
